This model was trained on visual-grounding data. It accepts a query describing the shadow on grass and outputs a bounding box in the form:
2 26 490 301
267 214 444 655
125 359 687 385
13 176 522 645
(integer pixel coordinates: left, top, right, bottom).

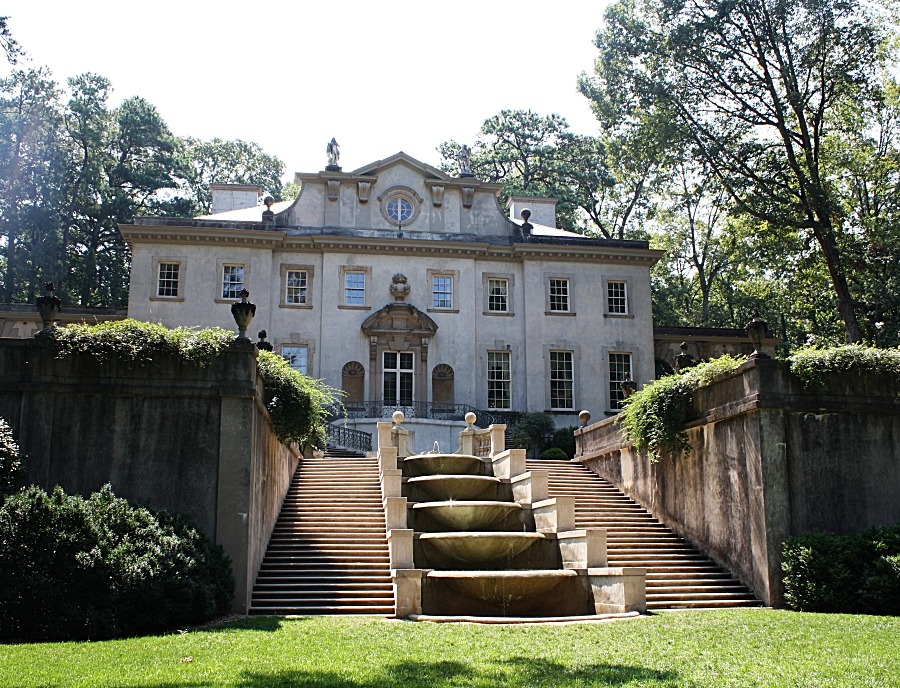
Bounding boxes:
194 615 290 633
229 657 679 687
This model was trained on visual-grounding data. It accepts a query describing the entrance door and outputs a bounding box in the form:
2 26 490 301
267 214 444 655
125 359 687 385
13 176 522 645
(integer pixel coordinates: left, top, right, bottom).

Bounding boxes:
383 351 414 405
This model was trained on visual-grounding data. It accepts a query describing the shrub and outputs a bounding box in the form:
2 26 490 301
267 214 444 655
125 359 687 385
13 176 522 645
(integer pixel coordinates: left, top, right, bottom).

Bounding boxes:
782 526 900 615
615 355 746 461
549 426 578 459
788 344 900 394
0 417 24 499
539 447 569 460
508 412 555 458
0 485 233 642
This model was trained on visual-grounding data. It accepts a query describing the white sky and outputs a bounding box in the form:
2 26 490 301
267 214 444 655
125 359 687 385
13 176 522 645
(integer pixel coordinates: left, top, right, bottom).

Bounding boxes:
2 0 612 182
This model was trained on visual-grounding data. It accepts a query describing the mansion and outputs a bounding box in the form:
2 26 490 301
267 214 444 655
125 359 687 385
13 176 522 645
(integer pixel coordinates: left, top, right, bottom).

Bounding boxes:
121 152 662 430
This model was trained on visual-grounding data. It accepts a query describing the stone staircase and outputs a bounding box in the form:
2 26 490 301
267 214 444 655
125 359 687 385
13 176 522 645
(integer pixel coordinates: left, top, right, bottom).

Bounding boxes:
527 459 761 610
249 456 394 615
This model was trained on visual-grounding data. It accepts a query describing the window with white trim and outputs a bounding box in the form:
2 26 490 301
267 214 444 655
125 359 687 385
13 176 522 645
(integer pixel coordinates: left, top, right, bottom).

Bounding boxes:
285 269 308 305
383 351 414 405
488 278 509 313
222 264 244 299
609 352 633 410
344 271 366 306
550 350 574 409
283 345 308 375
487 351 511 410
432 274 453 309
157 262 180 297
549 278 569 312
607 280 628 315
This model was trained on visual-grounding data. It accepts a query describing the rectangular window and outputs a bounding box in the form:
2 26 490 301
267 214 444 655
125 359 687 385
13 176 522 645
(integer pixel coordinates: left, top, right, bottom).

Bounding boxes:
222 264 244 299
487 351 511 410
550 350 574 409
488 278 509 313
608 281 628 315
282 345 308 375
285 269 308 305
157 262 180 297
549 278 569 312
609 352 633 410
344 271 366 306
383 351 413 405
432 275 453 309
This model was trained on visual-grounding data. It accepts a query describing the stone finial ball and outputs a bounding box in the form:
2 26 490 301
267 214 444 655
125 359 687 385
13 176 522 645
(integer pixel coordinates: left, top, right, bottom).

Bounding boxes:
392 410 405 425
465 412 476 426
521 208 532 221
578 409 592 426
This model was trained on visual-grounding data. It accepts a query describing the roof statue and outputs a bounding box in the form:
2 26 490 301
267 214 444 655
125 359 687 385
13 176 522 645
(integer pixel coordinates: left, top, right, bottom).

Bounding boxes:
457 144 473 177
326 138 341 170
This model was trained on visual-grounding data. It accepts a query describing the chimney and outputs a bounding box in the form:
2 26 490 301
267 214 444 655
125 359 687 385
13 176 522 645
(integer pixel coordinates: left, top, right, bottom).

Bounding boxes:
507 195 557 228
210 184 263 214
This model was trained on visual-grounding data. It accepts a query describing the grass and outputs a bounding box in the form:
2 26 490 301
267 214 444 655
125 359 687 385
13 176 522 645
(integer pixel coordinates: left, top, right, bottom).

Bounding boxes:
2 610 899 687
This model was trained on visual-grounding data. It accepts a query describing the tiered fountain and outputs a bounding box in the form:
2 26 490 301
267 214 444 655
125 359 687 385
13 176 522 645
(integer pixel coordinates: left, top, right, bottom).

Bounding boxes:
377 412 646 620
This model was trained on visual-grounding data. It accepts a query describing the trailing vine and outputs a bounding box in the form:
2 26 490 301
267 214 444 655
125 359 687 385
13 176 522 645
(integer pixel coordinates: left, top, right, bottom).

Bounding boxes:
46 320 337 447
615 354 747 462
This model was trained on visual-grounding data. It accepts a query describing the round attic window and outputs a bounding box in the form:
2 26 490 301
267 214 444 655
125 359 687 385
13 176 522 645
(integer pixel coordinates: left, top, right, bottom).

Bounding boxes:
387 196 413 224
379 186 422 227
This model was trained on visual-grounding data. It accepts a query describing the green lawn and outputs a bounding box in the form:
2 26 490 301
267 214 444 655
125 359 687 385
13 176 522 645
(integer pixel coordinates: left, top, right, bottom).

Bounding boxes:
2 609 898 687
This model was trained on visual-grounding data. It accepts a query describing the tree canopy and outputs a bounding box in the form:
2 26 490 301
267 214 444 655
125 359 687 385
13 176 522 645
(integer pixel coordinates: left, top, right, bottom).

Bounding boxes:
581 0 896 343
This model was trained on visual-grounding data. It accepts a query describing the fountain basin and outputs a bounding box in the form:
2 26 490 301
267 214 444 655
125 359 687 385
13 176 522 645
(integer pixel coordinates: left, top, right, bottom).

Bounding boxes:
427 570 577 605
407 475 500 500
413 501 522 531
404 453 485 476
420 532 544 564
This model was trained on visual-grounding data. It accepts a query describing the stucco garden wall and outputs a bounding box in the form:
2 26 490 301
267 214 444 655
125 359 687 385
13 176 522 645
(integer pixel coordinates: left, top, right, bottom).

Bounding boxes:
575 358 900 607
0 337 299 613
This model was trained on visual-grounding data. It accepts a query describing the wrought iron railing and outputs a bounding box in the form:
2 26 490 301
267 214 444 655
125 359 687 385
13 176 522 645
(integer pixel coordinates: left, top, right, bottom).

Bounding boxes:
327 401 496 427
325 424 373 454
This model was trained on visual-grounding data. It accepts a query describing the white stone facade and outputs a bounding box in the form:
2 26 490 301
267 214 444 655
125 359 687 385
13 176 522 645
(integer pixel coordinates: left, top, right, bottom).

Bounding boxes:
122 152 661 426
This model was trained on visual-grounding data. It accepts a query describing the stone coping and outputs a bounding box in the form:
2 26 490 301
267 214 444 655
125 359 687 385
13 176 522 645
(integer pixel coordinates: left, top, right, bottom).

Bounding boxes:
404 611 643 625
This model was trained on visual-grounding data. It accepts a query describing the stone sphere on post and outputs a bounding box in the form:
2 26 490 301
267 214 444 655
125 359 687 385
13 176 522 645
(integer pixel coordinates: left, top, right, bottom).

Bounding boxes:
392 410 405 426
578 410 592 427
465 412 476 428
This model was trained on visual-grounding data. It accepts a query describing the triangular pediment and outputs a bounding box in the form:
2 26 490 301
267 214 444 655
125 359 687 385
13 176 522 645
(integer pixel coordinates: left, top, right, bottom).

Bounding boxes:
349 151 452 181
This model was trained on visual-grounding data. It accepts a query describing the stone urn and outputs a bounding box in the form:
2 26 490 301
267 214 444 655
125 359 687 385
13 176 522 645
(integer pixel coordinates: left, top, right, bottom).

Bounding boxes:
35 282 62 333
231 289 257 340
746 310 769 358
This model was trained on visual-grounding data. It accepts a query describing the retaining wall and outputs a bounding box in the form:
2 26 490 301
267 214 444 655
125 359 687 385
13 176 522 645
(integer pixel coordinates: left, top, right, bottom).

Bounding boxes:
575 358 900 606
0 337 299 613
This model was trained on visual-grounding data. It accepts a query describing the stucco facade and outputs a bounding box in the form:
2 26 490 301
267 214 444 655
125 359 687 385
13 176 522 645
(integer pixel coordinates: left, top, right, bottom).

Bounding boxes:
122 152 662 426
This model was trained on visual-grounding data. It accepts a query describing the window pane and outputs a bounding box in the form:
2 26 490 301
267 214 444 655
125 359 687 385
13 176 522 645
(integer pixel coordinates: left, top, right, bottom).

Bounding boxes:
383 371 397 403
549 278 569 312
286 270 308 304
399 372 413 405
432 275 453 309
399 352 413 370
282 345 308 375
487 351 511 409
609 352 633 410
550 350 574 409
488 279 508 312
345 271 365 305
383 352 397 369
157 262 179 297
608 281 627 314
222 265 244 299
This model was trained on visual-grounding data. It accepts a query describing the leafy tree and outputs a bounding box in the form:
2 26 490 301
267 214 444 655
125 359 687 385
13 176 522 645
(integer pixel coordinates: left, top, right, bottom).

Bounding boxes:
585 0 891 342
0 16 23 65
0 67 64 303
159 137 286 217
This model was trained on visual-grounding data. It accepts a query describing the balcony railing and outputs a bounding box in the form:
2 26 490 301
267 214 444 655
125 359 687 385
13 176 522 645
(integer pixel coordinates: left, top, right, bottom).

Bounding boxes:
327 401 496 427
325 424 373 454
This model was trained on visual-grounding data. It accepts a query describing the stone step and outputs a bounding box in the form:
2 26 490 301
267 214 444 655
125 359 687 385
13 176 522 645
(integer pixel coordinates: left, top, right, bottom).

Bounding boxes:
249 605 394 615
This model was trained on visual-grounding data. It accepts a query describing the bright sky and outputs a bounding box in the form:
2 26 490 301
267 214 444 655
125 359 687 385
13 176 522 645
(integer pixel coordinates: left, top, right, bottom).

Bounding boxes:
3 0 613 181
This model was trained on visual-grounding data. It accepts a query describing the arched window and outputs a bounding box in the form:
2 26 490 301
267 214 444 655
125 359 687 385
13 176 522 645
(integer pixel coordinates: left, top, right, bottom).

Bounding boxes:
432 363 455 407
342 361 365 406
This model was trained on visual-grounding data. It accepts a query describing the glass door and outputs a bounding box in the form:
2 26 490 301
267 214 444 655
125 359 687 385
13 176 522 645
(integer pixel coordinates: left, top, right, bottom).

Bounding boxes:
383 351 414 405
